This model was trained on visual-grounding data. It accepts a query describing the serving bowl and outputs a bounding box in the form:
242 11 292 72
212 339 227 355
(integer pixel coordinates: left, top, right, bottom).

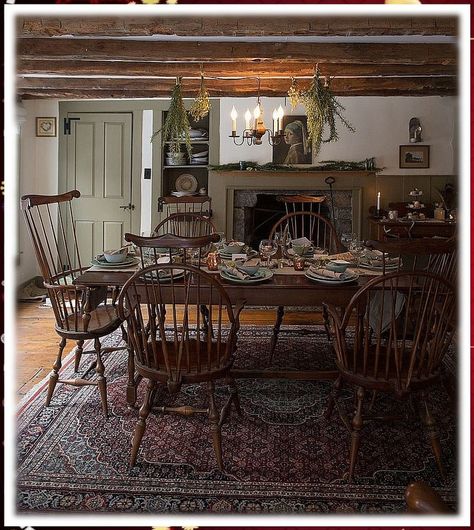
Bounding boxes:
221 241 245 254
103 249 128 263
326 260 350 273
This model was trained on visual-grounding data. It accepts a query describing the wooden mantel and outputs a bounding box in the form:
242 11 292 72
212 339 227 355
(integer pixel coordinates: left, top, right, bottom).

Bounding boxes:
208 170 379 239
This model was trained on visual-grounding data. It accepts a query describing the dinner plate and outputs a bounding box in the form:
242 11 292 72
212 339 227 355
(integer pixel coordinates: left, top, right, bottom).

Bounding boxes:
287 248 315 258
175 173 198 193
358 262 400 271
220 267 273 284
218 249 258 260
305 269 359 285
143 269 185 282
171 190 198 197
91 256 139 268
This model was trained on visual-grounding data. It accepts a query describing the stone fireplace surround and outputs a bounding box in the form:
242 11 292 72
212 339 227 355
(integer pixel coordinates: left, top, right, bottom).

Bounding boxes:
207 170 378 241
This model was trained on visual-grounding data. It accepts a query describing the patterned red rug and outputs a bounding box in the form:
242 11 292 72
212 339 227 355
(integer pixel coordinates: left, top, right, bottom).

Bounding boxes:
17 325 457 513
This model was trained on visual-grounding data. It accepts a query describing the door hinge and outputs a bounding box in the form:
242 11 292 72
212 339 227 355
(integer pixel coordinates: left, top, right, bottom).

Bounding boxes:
64 117 81 135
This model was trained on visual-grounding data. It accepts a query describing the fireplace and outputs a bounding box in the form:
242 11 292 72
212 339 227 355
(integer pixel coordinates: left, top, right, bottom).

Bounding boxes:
232 190 352 248
207 170 375 242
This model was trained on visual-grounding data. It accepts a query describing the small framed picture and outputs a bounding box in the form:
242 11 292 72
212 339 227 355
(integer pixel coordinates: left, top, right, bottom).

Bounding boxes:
36 117 57 137
272 115 312 165
399 144 430 169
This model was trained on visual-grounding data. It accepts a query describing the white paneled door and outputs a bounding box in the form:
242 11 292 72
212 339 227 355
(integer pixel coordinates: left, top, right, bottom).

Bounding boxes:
66 112 134 266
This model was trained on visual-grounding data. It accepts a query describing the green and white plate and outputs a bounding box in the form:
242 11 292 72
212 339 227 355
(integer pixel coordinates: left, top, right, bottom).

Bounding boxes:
143 269 185 282
218 249 258 260
91 256 139 268
219 267 273 284
305 269 359 285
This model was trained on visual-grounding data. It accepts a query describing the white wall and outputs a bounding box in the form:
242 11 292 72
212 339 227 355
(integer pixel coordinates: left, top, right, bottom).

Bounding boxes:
220 96 457 175
17 100 60 286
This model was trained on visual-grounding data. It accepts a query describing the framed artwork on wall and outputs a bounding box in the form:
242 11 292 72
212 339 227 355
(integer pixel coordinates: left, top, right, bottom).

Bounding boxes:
36 117 57 137
399 144 430 169
272 116 312 165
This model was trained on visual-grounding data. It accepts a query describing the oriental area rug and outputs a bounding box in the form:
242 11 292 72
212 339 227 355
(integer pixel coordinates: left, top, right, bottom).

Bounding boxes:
17 325 457 514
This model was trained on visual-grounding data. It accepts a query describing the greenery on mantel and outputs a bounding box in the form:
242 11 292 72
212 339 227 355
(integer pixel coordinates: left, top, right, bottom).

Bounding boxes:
210 158 381 172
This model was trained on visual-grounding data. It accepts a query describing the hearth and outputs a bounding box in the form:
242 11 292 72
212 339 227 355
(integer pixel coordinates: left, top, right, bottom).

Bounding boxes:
233 189 352 248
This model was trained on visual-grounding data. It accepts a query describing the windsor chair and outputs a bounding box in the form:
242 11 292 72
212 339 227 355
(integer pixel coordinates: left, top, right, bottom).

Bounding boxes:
21 190 122 416
157 195 212 218
117 263 245 469
324 271 456 481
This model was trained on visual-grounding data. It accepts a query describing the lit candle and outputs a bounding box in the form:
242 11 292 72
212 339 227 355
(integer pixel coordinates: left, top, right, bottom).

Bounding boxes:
277 105 284 131
253 104 261 130
244 109 251 130
376 191 381 210
272 108 278 134
230 106 238 134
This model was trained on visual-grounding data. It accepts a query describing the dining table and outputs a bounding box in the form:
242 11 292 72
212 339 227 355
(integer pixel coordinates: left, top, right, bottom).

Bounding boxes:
75 254 384 406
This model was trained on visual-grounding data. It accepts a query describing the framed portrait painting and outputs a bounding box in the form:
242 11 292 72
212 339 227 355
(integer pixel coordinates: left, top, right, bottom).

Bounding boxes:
399 145 430 169
272 116 312 165
36 117 57 137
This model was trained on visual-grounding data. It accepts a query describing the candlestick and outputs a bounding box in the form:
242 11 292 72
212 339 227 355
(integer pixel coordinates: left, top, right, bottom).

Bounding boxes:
277 105 284 131
244 109 251 130
230 106 238 134
376 191 381 211
272 108 278 134
253 104 261 130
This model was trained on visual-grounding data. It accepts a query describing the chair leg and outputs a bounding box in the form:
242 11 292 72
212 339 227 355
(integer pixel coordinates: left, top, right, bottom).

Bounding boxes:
207 381 224 471
269 305 284 363
348 386 365 482
419 392 446 481
227 375 242 416
126 345 138 408
130 379 156 467
46 337 67 406
74 339 84 372
322 304 332 342
325 375 343 420
94 337 108 417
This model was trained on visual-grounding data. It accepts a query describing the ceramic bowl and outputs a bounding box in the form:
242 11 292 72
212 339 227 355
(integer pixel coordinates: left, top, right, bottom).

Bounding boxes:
326 260 350 273
103 249 128 263
222 241 245 254
238 264 260 276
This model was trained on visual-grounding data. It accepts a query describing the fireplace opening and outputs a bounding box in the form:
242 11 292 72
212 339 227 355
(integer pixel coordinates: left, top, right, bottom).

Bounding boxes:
233 189 354 248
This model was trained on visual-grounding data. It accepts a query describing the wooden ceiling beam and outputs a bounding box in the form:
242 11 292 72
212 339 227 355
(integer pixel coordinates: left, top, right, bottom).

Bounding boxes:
17 76 456 97
18 39 457 65
17 59 457 78
17 16 457 38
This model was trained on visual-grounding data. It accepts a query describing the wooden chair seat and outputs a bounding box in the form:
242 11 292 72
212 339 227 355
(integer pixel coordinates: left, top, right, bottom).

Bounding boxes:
135 339 232 384
61 304 121 337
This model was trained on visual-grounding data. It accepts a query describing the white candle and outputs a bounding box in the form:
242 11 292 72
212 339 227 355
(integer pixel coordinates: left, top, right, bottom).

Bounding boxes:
244 109 251 130
277 105 284 131
230 106 238 134
376 191 381 210
272 108 278 134
253 104 260 130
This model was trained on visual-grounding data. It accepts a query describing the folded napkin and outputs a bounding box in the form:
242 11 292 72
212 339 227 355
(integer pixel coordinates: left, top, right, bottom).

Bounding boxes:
223 267 252 280
309 266 346 279
291 236 312 246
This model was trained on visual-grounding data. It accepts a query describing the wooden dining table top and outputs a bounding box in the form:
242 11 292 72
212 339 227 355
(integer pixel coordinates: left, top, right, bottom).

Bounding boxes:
75 267 372 308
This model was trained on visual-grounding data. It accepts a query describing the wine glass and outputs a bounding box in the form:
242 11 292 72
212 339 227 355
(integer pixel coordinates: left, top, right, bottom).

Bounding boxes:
259 239 278 267
349 238 364 267
341 232 355 251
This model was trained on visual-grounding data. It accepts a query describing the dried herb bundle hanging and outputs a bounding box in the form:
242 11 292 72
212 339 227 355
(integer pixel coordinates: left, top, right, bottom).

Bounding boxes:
189 75 211 121
302 68 355 157
287 77 302 109
151 78 192 158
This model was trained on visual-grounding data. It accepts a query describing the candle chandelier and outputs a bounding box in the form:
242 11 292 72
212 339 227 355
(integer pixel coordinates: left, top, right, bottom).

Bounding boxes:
229 78 285 146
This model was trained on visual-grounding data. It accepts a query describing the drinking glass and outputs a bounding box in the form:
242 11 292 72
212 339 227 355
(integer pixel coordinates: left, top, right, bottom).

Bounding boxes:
341 232 355 251
259 238 278 267
349 238 364 267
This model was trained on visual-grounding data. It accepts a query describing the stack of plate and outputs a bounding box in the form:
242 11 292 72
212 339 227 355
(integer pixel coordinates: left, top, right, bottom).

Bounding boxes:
189 128 208 139
220 267 273 284
305 267 359 285
358 257 401 271
91 255 139 268
287 248 315 259
143 268 185 282
217 248 258 261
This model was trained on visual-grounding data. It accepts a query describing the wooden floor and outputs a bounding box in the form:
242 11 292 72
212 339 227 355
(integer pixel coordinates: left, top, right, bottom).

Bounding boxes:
16 300 324 401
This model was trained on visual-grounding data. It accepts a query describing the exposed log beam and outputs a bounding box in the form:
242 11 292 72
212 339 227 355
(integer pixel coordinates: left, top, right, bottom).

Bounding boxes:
17 59 457 78
17 76 456 97
18 39 457 65
17 16 457 38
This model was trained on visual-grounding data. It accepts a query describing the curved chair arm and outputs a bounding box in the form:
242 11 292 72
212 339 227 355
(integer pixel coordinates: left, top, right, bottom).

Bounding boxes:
405 481 451 513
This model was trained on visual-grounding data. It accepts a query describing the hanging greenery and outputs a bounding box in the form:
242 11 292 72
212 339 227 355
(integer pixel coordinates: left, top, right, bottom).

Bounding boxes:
189 75 211 121
301 68 355 157
151 78 192 158
287 77 302 109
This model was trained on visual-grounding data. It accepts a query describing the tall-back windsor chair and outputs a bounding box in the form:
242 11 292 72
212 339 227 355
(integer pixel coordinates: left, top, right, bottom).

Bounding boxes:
157 195 212 219
21 190 122 415
117 263 245 469
324 270 456 481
